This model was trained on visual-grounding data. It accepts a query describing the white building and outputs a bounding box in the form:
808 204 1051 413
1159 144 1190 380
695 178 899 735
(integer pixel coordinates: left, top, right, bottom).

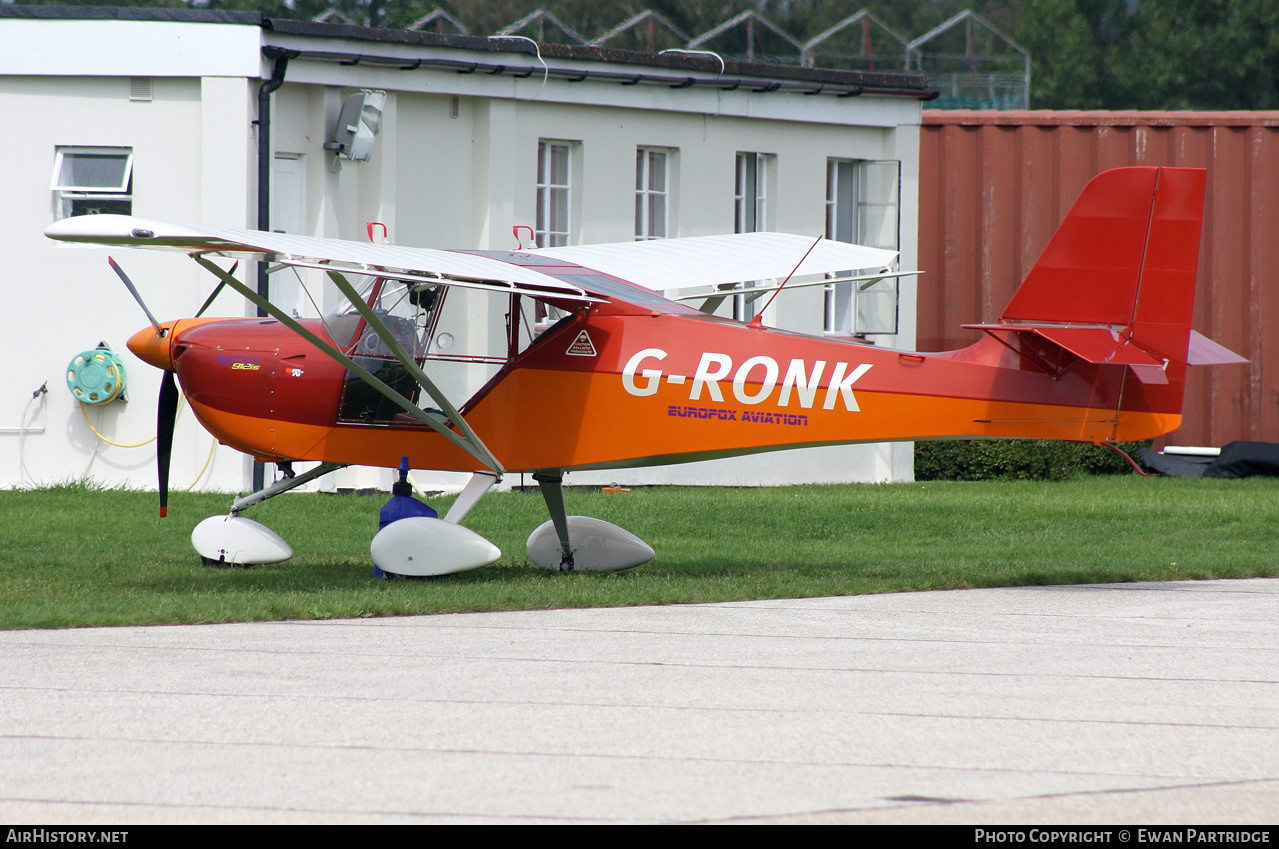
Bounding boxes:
0 7 931 495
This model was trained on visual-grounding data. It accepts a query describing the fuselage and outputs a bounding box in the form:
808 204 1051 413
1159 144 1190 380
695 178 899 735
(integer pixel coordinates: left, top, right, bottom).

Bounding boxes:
132 296 1181 474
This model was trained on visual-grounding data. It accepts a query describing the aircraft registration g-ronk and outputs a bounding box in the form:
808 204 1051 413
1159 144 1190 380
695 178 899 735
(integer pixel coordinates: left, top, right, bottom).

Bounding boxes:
46 166 1244 576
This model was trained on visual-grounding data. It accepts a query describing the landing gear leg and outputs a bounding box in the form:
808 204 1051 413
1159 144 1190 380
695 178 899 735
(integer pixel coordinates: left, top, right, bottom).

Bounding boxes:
229 462 345 515
443 471 501 524
533 471 575 571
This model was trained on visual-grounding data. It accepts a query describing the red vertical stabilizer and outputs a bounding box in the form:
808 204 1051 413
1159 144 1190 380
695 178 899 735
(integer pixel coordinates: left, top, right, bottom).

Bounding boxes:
984 167 1210 434
1002 166 1205 346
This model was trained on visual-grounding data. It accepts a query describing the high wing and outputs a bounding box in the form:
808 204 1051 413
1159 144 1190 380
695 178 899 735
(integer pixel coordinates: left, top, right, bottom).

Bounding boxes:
535 232 900 292
46 216 902 307
44 215 604 304
668 270 919 305
535 233 906 314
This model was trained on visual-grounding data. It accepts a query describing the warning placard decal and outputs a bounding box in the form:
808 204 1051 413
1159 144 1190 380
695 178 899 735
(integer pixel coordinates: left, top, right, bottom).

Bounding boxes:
566 331 597 357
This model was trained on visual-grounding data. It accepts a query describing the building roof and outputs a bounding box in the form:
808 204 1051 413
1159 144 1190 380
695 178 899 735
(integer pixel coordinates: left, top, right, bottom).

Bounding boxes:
0 4 934 101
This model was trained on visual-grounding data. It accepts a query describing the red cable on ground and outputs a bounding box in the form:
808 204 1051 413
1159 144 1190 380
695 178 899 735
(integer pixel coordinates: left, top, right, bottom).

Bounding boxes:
1103 442 1158 476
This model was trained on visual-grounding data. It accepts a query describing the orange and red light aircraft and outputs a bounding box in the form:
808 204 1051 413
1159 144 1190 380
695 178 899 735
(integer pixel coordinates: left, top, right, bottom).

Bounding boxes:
46 166 1244 576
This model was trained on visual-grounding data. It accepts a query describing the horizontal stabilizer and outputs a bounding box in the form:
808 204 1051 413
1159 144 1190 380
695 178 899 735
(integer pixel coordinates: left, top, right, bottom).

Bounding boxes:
1025 326 1162 367
964 322 1167 382
1187 330 1248 366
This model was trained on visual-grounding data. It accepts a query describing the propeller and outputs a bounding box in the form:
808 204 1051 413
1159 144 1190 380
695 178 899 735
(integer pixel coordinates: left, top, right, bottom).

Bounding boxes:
157 371 179 518
112 257 240 516
110 256 206 518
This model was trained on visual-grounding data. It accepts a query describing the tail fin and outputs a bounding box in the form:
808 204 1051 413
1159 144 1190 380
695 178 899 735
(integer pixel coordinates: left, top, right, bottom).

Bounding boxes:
1001 167 1204 342
963 167 1240 441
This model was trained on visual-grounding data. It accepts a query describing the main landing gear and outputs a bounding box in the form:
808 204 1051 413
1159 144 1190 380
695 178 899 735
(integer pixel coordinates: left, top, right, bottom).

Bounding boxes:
525 472 655 572
189 463 654 575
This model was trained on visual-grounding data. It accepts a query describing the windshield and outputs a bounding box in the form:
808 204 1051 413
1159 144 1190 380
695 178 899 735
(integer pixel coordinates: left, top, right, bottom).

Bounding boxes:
324 278 440 356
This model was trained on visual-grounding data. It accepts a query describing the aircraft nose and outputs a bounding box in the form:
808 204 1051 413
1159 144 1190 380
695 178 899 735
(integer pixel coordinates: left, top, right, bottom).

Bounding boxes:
127 321 178 371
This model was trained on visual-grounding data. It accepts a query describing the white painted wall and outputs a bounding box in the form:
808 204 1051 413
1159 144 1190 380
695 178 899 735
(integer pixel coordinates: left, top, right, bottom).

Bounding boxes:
1 73 252 494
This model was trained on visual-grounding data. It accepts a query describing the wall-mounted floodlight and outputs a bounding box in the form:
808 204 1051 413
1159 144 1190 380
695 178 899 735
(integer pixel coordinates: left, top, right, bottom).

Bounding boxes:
324 90 386 161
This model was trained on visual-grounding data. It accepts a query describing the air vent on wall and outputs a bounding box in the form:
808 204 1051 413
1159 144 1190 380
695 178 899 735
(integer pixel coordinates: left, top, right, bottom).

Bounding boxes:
130 78 152 102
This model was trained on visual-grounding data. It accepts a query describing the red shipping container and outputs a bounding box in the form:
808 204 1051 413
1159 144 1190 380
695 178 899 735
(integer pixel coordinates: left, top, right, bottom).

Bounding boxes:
920 110 1279 447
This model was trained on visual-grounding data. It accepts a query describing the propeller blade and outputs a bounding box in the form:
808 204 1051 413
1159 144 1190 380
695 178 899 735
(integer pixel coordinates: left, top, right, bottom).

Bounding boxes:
194 261 237 318
157 370 179 518
108 257 164 335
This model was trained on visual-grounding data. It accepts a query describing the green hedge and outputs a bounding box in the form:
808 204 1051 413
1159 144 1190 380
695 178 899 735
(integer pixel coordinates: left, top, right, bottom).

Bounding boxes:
914 439 1151 482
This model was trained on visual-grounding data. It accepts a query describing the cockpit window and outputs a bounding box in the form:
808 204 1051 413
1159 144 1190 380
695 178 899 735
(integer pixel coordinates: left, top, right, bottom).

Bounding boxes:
333 279 540 427
325 279 439 356
334 278 442 424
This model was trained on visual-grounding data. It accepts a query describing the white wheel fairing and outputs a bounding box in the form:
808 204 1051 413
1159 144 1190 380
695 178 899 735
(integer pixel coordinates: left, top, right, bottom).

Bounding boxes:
192 515 293 566
526 516 655 572
371 517 501 577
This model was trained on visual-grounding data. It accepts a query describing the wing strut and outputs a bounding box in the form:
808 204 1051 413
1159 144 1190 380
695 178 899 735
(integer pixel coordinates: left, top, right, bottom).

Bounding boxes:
191 255 505 475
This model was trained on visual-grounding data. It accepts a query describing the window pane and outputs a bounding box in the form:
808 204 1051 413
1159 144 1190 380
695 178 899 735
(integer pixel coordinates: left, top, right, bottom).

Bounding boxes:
65 196 132 218
856 288 898 334
856 160 899 251
537 140 573 246
636 147 670 240
823 158 900 334
551 188 568 232
735 152 764 234
550 145 569 186
834 161 855 243
860 161 900 205
57 152 130 191
648 151 665 191
858 204 897 250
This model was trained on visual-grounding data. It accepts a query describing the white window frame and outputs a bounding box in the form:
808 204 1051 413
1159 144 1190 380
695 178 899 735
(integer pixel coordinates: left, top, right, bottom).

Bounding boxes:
536 140 572 248
734 152 772 322
50 146 133 220
635 147 670 241
823 159 901 336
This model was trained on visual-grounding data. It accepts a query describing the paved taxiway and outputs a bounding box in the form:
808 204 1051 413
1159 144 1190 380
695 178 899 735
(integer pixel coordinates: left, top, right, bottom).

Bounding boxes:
1 578 1276 824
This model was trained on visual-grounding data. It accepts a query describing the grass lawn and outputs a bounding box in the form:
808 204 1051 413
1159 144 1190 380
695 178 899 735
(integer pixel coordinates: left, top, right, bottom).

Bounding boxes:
1 476 1276 629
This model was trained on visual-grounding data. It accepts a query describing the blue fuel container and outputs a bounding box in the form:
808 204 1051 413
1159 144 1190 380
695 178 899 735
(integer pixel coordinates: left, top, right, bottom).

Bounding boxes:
375 457 437 577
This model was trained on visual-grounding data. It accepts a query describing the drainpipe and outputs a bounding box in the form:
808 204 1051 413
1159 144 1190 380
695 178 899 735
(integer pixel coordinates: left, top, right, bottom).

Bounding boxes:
253 46 298 492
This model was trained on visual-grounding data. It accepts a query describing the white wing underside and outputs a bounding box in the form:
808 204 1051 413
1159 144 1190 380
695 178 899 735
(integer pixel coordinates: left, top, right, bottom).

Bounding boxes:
46 216 899 302
45 215 598 302
537 233 898 292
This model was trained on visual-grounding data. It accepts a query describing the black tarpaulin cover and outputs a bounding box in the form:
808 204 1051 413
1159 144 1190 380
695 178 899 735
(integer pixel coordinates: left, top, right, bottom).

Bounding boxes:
1140 441 1279 478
